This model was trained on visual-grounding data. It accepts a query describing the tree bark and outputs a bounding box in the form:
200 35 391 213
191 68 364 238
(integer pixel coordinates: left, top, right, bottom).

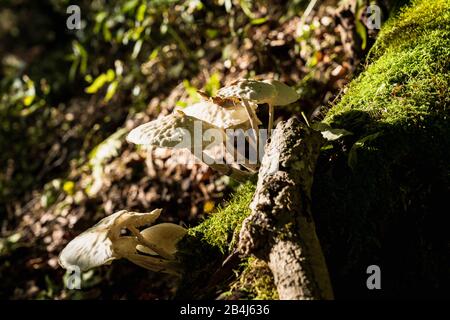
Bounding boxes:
237 117 333 300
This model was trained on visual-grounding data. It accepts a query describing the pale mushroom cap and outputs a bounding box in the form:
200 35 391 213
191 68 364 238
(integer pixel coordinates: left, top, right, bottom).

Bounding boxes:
58 209 162 272
126 111 193 147
59 225 116 272
112 237 140 257
127 110 223 151
263 79 300 106
114 209 161 233
137 223 187 257
217 79 277 104
181 100 254 129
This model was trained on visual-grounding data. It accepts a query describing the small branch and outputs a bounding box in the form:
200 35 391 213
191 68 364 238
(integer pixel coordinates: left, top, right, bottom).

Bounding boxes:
237 117 334 300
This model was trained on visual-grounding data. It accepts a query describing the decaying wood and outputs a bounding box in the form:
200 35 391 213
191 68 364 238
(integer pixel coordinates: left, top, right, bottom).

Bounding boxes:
237 117 334 300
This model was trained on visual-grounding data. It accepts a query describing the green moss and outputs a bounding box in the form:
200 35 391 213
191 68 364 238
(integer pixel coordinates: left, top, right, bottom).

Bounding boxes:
372 0 450 58
188 181 255 254
325 0 450 131
227 258 278 300
313 0 450 298
176 181 255 298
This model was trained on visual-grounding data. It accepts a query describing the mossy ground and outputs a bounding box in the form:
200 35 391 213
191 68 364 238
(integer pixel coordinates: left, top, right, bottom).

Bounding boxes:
176 181 265 299
186 181 256 254
313 0 450 298
226 257 278 300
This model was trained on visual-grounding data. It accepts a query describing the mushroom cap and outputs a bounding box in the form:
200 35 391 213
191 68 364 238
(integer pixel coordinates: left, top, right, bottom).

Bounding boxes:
180 100 254 129
137 223 187 257
216 79 277 104
126 110 224 151
263 79 300 106
58 224 116 272
58 209 161 272
113 209 161 235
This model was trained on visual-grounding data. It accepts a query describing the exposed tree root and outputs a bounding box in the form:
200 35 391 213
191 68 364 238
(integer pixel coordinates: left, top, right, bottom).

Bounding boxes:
237 117 333 300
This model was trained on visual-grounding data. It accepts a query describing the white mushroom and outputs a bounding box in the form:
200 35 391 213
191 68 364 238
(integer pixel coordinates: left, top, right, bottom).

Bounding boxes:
217 79 277 104
127 109 226 156
180 99 260 129
262 79 300 106
179 99 260 172
126 80 298 179
263 79 300 136
216 79 276 143
58 209 186 275
216 79 299 137
136 223 187 260
128 104 258 178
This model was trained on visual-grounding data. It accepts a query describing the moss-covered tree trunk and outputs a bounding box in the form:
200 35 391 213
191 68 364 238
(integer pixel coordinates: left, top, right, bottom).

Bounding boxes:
177 0 450 299
312 0 450 299
238 118 333 300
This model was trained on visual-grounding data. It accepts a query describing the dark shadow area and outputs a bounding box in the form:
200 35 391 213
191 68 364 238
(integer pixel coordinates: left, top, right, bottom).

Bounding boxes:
312 109 449 299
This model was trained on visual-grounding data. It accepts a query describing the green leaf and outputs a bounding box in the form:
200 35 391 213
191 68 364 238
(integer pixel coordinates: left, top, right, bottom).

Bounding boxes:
183 79 199 101
320 144 333 151
136 3 147 22
85 70 115 94
204 72 221 96
176 101 188 108
239 0 256 19
105 69 115 82
347 132 382 170
85 74 108 94
355 18 367 50
311 123 353 141
94 12 108 34
251 17 268 25
102 23 112 41
122 0 140 13
149 48 159 60
206 28 219 39
72 41 88 75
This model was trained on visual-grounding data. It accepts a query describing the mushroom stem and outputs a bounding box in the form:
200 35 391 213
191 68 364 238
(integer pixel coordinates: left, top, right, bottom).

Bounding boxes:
222 135 258 173
128 226 174 261
268 103 274 137
202 151 253 182
241 99 260 155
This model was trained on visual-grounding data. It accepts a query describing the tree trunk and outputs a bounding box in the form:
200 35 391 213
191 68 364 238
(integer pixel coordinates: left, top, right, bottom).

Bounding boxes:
237 118 333 300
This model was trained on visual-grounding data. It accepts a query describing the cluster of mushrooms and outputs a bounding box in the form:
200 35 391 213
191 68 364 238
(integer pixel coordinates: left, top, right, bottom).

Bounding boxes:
59 209 187 276
127 78 300 179
59 79 300 278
